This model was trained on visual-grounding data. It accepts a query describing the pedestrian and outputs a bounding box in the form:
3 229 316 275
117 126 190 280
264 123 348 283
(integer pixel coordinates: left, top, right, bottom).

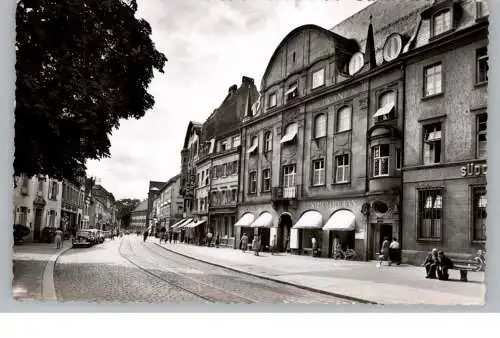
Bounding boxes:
143 230 148 242
240 233 248 252
207 231 213 247
55 228 63 249
271 234 277 255
311 237 317 257
423 248 439 279
437 250 454 281
169 231 173 244
333 238 342 260
215 233 220 248
389 237 401 265
378 236 390 267
253 235 261 256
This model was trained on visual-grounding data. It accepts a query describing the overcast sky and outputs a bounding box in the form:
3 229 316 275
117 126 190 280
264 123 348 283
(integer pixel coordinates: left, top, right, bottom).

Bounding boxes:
85 0 372 200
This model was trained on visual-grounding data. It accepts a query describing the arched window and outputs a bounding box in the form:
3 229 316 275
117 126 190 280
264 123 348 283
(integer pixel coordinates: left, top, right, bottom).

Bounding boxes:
280 122 298 144
336 106 351 132
264 131 272 152
314 114 326 138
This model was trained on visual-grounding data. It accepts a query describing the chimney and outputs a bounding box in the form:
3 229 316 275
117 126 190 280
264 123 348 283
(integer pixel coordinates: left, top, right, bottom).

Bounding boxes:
364 15 376 69
242 76 254 85
228 84 237 96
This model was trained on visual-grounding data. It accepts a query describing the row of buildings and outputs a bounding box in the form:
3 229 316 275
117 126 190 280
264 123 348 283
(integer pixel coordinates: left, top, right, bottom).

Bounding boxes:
149 0 489 264
13 174 118 242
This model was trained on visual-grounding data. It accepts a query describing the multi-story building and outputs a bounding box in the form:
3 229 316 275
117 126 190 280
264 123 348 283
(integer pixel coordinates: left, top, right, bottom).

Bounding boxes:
13 174 63 242
146 180 165 235
401 0 489 264
130 200 148 231
180 122 203 219
91 184 116 231
157 174 183 229
61 177 85 236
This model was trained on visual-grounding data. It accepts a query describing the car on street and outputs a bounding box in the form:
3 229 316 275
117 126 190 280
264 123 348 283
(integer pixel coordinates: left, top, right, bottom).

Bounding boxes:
72 230 93 248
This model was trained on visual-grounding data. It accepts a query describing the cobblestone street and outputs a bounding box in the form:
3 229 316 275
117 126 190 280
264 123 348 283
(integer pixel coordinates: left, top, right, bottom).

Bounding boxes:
48 236 355 304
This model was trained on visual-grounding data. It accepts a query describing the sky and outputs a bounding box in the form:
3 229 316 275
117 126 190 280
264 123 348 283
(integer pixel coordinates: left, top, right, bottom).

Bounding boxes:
86 0 372 201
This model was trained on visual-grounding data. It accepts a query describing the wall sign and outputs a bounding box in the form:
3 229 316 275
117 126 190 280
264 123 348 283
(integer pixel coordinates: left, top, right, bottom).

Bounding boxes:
460 163 487 177
308 200 355 211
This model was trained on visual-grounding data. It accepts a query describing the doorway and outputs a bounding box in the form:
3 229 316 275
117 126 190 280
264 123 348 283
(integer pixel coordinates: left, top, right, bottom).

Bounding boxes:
378 224 393 253
278 213 292 252
33 208 43 242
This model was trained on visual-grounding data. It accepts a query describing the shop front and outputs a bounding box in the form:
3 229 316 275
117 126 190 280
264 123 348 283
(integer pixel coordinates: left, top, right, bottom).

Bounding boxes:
235 205 278 250
290 210 323 256
234 212 255 249
322 210 356 258
250 211 275 252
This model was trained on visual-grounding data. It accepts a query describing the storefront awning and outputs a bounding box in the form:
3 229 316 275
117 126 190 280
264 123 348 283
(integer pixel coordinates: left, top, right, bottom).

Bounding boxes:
373 102 395 118
170 219 186 228
322 210 355 231
172 218 192 230
280 125 297 144
292 210 323 229
234 213 255 227
251 212 273 228
179 219 194 229
187 219 207 229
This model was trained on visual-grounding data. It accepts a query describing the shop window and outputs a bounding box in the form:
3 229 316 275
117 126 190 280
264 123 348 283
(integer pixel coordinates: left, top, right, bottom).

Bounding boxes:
473 186 487 242
268 92 277 108
336 106 351 132
249 171 257 194
476 48 488 84
285 82 298 102
312 68 325 89
432 9 452 37
423 123 442 165
335 154 350 183
314 114 326 139
418 189 443 240
477 114 487 158
312 159 325 186
373 145 390 177
262 169 271 192
264 131 272 152
423 63 443 97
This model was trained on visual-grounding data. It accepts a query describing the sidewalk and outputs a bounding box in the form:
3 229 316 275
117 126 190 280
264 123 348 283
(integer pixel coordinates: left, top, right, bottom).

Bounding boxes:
153 239 485 306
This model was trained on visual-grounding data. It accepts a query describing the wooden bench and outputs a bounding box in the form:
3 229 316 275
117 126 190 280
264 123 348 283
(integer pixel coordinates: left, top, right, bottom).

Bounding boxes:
450 259 483 282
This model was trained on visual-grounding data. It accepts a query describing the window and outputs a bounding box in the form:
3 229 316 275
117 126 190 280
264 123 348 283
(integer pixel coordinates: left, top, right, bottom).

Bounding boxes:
312 68 325 89
262 169 271 192
232 135 241 148
336 106 351 132
292 51 296 63
233 160 239 175
423 123 442 165
38 179 44 193
268 93 277 108
383 34 403 62
231 189 237 202
248 136 258 154
264 131 272 152
312 159 325 186
375 91 396 122
249 172 257 194
476 48 488 84
477 114 487 158
49 181 58 200
396 148 402 170
18 207 28 226
314 114 326 138
433 10 452 36
222 164 227 177
197 173 200 187
48 210 56 227
424 63 442 97
201 171 205 185
283 165 296 187
418 189 443 240
373 145 390 177
286 82 298 102
473 186 487 242
335 155 350 183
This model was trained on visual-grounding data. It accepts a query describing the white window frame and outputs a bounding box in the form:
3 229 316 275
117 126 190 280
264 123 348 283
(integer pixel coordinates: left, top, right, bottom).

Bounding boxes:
264 131 272 152
423 123 442 165
268 93 277 108
477 114 487 159
312 159 325 186
232 135 241 148
314 114 327 139
373 145 390 177
433 9 452 37
336 106 351 132
283 165 296 188
476 48 488 84
262 169 271 192
335 154 350 183
249 171 257 194
312 68 325 89
424 63 442 97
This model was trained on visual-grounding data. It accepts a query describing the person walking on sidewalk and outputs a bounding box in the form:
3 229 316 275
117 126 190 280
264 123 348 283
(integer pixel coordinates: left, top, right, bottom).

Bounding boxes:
311 237 317 257
143 230 148 242
55 228 63 249
378 237 390 267
271 234 277 255
240 233 249 252
206 231 213 247
253 235 261 256
389 237 401 265
215 233 220 248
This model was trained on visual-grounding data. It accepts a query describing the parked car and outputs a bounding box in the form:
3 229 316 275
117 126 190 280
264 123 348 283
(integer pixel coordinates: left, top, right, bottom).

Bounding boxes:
42 227 57 243
87 229 98 245
97 230 105 243
72 230 93 248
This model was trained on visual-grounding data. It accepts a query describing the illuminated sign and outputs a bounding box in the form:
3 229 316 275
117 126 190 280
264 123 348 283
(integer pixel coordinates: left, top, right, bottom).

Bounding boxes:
460 163 487 177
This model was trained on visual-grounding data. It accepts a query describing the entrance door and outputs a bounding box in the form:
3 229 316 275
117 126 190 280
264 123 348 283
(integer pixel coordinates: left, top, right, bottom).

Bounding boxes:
278 213 292 252
33 208 43 242
379 224 393 253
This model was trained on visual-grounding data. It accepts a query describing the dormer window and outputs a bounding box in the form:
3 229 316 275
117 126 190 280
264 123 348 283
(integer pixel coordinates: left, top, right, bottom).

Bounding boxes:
285 82 298 102
383 34 403 62
432 9 452 37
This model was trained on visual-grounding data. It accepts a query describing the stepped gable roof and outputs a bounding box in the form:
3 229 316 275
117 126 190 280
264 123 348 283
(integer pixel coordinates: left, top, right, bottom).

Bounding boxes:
331 0 432 66
132 200 148 212
202 76 258 142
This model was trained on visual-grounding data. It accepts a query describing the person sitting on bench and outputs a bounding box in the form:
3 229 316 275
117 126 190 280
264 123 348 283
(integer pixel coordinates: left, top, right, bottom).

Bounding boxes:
437 250 454 281
423 248 439 279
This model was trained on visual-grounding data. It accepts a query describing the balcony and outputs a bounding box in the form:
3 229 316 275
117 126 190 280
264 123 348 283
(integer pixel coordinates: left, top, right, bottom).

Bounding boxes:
272 185 300 201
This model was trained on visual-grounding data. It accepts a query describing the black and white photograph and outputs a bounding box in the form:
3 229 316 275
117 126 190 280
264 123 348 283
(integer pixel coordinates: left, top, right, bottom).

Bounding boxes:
11 0 488 306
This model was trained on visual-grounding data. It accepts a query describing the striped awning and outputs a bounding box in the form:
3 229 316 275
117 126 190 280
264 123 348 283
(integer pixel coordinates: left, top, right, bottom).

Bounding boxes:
322 210 355 231
292 210 323 229
234 213 255 227
251 212 273 228
187 219 207 228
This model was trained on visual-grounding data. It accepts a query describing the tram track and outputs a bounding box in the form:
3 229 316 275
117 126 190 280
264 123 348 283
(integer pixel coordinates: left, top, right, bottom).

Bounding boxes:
119 237 257 303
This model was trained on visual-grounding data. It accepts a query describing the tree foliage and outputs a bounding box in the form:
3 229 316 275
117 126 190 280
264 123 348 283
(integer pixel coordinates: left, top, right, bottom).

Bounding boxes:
15 0 167 182
115 198 141 228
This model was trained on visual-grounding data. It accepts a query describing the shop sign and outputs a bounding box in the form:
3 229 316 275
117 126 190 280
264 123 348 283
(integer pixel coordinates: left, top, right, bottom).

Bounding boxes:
308 200 355 211
460 163 487 177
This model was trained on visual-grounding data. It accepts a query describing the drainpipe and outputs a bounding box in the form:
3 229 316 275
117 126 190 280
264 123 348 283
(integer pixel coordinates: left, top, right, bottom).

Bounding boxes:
365 77 372 262
399 62 406 254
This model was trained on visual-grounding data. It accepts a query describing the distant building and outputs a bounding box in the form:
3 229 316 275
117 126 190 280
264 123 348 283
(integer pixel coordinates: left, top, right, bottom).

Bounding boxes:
146 181 165 235
130 199 148 231
157 174 183 229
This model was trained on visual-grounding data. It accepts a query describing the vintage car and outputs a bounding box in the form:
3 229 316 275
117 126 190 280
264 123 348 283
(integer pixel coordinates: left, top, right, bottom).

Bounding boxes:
97 230 105 243
87 229 99 245
72 230 93 248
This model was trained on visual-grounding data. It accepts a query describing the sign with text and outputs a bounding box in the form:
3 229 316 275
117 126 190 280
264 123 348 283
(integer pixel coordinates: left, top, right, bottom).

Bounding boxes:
460 163 487 177
307 200 356 211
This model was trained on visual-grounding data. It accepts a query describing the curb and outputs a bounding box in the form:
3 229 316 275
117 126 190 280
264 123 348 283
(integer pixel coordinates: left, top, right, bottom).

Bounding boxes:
153 242 377 305
41 244 72 301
